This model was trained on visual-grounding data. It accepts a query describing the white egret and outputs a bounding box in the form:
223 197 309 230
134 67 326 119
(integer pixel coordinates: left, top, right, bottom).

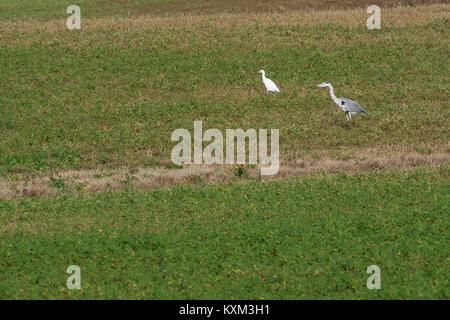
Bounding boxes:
259 70 280 93
317 82 367 121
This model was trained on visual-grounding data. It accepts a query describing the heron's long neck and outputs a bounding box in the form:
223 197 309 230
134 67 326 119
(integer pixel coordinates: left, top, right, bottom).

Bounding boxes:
327 85 340 105
261 72 266 80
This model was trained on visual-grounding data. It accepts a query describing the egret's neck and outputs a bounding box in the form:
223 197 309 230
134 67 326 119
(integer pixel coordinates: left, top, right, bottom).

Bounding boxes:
327 85 340 105
261 72 266 79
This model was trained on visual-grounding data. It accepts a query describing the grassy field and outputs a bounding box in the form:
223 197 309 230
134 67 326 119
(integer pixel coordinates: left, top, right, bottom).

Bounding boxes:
0 0 449 299
0 3 448 177
1 167 448 299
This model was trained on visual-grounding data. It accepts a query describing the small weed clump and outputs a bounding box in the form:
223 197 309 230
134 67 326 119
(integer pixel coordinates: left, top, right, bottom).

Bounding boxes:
49 176 66 190
234 164 248 178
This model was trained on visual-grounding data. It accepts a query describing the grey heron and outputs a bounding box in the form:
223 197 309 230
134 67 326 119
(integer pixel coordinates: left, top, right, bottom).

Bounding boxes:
259 70 280 93
317 82 366 121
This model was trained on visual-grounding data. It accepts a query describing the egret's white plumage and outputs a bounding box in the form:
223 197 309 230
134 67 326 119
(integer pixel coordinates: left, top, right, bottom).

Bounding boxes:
259 70 280 93
317 82 366 121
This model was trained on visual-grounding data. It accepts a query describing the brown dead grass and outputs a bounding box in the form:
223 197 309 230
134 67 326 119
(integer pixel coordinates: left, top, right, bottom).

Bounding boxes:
2 4 448 50
0 4 448 35
1 5 447 52
1 144 448 200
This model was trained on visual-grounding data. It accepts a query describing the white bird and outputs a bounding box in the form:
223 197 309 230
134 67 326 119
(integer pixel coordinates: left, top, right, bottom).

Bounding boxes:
317 82 367 121
259 70 280 93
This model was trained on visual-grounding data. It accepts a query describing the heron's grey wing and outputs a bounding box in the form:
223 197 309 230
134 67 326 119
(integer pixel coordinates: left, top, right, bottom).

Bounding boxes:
340 98 366 113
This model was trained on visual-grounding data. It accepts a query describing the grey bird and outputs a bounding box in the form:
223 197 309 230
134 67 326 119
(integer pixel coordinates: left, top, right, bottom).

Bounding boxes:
317 82 367 121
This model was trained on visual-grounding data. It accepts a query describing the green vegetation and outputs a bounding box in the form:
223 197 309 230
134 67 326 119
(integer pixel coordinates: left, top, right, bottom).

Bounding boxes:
0 167 448 299
1 11 448 174
0 1 448 299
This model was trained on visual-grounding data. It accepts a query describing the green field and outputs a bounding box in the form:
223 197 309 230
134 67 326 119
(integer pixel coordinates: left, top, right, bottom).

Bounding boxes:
0 0 449 299
1 167 448 299
1 3 448 175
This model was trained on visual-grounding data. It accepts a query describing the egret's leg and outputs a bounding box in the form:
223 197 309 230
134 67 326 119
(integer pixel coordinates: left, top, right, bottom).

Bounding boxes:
349 113 352 121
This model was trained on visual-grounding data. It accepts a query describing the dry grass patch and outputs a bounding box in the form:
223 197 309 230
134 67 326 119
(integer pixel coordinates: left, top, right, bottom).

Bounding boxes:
1 4 447 49
0 4 448 35
1 144 448 200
